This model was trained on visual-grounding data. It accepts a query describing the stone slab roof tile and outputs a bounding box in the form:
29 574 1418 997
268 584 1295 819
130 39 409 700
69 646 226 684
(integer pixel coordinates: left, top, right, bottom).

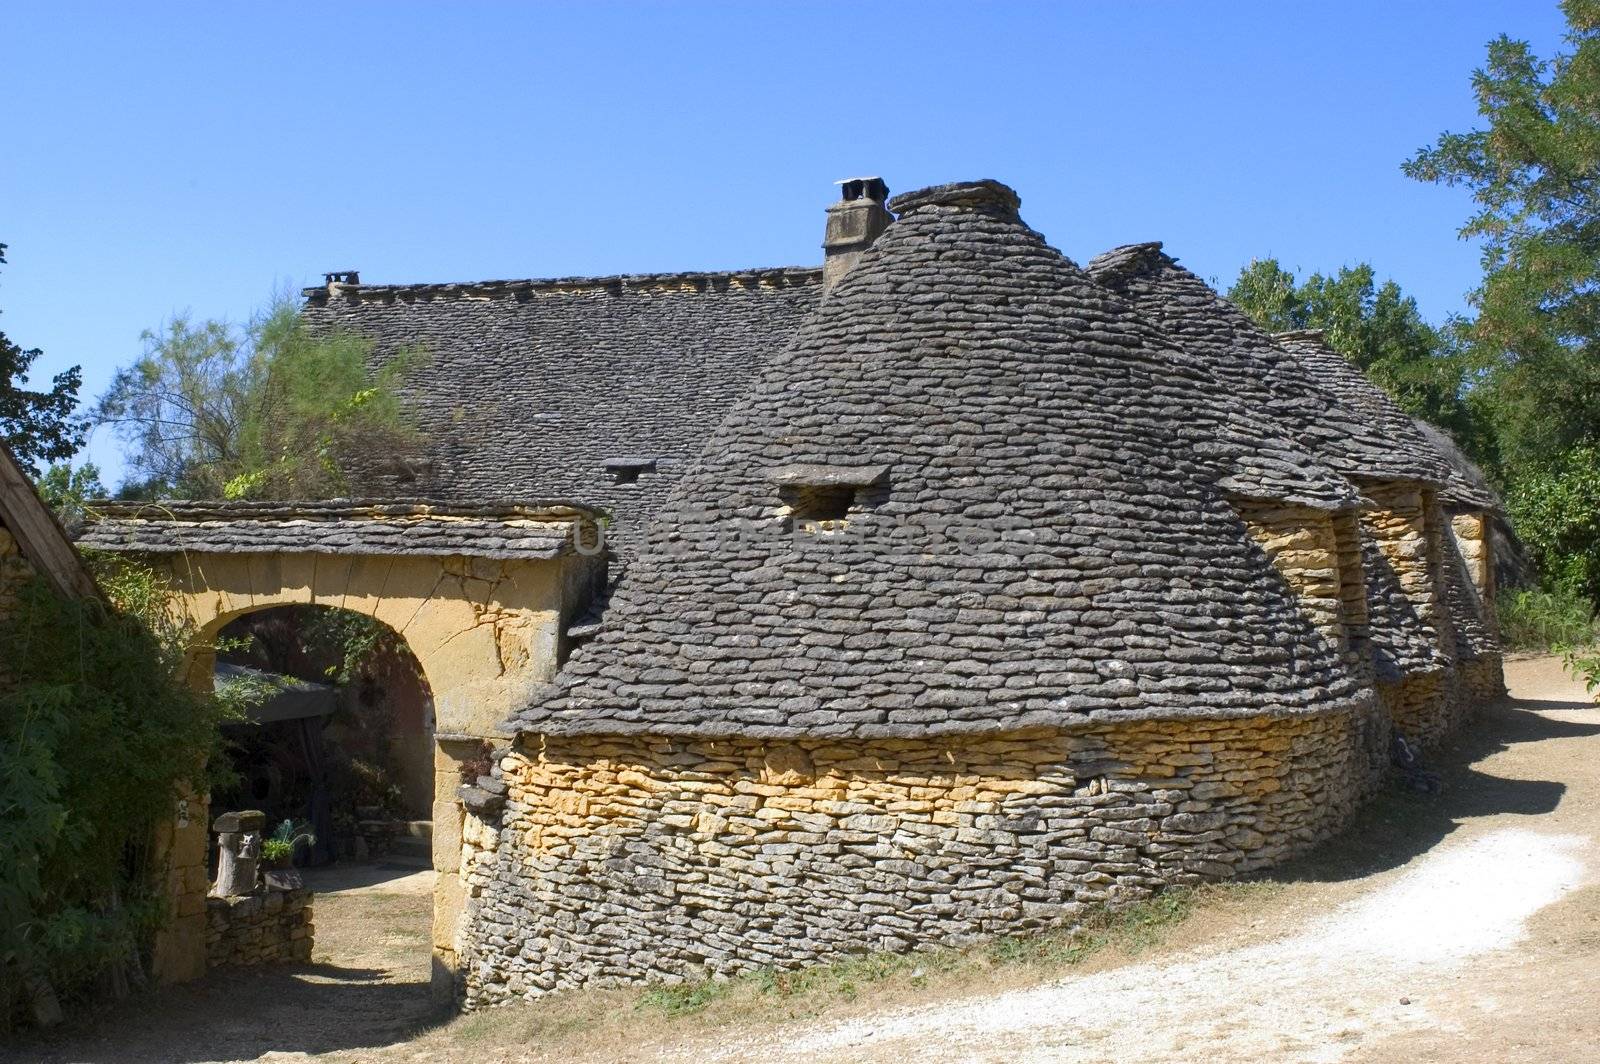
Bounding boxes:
300 267 823 556
1409 415 1501 512
1272 329 1497 511
1088 245 1452 491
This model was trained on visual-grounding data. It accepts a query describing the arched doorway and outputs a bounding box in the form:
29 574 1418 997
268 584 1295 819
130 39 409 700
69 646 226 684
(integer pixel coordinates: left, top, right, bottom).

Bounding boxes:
76 499 608 997
211 605 436 867
206 604 439 999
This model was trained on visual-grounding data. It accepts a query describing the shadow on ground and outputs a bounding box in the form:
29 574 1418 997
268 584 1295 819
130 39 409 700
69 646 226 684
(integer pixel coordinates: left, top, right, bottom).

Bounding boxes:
1265 695 1600 886
8 966 441 1064
7 859 439 1064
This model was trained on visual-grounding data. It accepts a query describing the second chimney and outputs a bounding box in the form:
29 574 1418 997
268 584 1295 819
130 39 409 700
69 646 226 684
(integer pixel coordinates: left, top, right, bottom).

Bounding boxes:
822 177 892 293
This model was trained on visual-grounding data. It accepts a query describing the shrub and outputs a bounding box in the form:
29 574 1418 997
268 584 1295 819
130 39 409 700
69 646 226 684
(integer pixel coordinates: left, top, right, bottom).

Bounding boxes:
1562 644 1600 704
1498 586 1597 651
0 562 235 1023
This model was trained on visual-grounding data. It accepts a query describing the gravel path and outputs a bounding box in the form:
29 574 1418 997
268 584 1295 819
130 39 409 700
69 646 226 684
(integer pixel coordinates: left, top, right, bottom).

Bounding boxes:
703 828 1588 1063
688 654 1600 1064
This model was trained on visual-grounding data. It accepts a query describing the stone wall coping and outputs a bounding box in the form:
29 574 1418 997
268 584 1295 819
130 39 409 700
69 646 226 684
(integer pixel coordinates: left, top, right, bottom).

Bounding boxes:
77 499 602 561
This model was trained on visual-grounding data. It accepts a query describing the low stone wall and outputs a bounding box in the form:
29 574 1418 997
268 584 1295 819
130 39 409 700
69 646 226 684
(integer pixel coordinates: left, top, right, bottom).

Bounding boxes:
460 703 1383 1006
1378 654 1505 747
1377 671 1452 745
206 888 314 968
1457 654 1507 710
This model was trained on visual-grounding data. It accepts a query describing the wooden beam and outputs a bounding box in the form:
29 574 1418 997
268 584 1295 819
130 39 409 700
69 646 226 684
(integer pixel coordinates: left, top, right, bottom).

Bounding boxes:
0 445 98 600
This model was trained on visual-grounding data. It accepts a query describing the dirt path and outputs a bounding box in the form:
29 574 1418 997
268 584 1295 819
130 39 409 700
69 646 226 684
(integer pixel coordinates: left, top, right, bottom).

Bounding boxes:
12 656 1600 1063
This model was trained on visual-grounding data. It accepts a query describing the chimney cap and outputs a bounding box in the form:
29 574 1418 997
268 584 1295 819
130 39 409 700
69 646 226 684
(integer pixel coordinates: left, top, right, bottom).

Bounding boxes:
834 177 889 204
324 270 361 286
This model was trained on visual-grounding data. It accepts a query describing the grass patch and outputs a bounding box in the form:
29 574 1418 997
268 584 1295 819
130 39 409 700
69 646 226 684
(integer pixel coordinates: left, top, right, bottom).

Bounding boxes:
637 978 731 1017
633 886 1209 1022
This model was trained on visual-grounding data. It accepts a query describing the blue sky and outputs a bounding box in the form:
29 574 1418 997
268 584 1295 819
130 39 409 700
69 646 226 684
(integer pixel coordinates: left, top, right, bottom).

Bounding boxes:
1 1 1571 484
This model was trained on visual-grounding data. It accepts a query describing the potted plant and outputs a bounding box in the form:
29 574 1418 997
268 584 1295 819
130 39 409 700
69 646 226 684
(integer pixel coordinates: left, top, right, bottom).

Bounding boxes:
261 819 316 890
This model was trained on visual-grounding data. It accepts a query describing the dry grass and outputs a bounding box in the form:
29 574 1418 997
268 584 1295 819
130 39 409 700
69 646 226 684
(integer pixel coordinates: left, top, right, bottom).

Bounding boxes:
410 882 1275 1062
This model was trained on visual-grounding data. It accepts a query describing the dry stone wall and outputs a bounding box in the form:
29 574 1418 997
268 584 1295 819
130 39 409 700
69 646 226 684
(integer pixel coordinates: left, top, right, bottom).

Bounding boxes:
1361 485 1442 643
1360 484 1457 743
1450 513 1494 599
0 517 34 646
1446 511 1505 713
1456 655 1506 710
1377 672 1449 745
460 706 1382 1006
205 888 314 967
1356 490 1504 745
1331 512 1371 674
1235 501 1353 661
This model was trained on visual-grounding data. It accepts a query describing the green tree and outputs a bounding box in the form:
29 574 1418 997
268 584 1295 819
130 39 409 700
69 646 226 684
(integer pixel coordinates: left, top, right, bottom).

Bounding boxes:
1227 259 1483 448
94 297 423 499
1506 444 1600 599
0 243 83 470
1405 0 1600 602
33 463 106 524
1403 0 1600 466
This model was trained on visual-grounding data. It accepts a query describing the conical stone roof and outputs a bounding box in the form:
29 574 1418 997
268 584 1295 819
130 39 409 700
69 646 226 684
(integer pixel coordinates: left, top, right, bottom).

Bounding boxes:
509 181 1367 739
1087 244 1451 490
1272 329 1495 510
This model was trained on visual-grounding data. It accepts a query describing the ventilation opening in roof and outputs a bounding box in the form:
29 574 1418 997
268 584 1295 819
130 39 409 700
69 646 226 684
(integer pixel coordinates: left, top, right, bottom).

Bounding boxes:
603 457 657 485
779 484 856 532
767 463 890 534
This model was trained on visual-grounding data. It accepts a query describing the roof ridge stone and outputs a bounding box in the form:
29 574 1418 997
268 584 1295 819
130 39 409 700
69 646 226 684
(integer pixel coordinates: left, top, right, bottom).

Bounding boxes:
301 265 822 302
1082 241 1166 284
887 179 1021 217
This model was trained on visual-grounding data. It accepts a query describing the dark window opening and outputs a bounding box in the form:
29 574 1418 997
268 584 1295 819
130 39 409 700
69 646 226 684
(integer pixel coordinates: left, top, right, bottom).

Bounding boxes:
781 484 855 530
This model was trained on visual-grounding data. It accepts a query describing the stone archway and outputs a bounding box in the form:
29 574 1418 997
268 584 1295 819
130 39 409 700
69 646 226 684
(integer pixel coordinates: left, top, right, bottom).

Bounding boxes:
78 501 605 998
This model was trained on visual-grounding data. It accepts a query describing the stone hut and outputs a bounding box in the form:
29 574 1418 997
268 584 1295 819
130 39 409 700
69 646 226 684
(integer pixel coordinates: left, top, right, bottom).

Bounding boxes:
268 176 1507 1005
452 181 1435 1005
1270 329 1505 731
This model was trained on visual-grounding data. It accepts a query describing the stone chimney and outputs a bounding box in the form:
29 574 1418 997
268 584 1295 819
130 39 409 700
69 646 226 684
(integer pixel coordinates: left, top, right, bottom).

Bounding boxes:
822 177 892 293
323 270 360 294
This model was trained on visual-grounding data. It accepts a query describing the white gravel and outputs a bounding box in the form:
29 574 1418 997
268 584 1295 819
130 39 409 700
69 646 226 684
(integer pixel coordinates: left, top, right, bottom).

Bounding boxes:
701 828 1588 1064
